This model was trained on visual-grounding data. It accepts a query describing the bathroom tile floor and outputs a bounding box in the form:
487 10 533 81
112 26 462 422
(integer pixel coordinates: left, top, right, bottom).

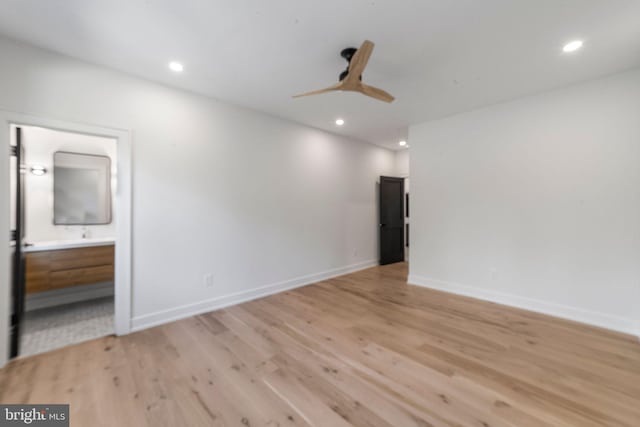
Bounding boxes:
20 296 114 357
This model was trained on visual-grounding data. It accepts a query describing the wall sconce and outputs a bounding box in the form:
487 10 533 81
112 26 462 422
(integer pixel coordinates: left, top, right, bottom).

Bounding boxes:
30 165 47 176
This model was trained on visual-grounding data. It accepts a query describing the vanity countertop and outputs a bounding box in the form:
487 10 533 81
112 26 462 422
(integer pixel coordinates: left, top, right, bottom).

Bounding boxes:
24 238 115 253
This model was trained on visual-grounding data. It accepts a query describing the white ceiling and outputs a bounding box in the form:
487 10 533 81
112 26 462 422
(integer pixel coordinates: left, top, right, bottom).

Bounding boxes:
0 0 639 150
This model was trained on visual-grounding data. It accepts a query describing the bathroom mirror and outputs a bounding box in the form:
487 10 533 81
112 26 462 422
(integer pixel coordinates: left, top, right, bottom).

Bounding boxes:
53 151 112 225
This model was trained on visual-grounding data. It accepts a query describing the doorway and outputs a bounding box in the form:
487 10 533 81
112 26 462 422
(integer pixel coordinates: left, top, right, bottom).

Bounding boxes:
11 125 118 357
0 112 132 367
379 176 405 265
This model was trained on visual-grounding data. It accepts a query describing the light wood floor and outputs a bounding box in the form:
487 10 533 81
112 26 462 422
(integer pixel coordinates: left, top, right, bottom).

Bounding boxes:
1 263 639 426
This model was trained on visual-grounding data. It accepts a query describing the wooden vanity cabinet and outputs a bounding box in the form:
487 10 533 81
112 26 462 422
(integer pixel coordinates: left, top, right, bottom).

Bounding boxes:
25 245 114 294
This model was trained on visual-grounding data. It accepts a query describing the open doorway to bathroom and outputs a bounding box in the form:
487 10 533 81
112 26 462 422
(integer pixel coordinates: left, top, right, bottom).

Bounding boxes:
10 125 117 357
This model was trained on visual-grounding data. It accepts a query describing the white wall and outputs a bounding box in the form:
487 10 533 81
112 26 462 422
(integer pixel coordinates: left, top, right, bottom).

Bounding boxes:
409 68 640 335
19 126 117 242
0 36 395 334
395 149 409 177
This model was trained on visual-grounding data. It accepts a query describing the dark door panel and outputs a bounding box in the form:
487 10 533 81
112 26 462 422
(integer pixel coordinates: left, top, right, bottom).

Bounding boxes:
379 176 404 265
10 126 25 358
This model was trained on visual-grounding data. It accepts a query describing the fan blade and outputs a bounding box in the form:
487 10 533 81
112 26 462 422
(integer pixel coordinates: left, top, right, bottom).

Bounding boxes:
344 40 374 84
359 84 395 103
292 82 342 98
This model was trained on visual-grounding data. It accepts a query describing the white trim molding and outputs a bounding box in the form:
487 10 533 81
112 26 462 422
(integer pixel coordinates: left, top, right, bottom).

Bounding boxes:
132 260 377 332
0 111 132 368
408 274 637 336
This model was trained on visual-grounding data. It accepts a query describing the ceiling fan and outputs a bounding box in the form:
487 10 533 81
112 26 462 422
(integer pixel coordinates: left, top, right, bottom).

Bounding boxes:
293 40 395 103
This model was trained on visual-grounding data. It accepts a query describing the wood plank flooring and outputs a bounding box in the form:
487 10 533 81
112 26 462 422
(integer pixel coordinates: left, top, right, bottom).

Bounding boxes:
1 263 639 426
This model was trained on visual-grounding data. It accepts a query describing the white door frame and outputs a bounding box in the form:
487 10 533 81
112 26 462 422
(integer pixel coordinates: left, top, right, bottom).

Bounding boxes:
0 110 132 367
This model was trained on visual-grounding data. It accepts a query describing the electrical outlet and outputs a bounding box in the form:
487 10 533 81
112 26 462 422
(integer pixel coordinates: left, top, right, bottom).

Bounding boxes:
204 273 214 288
353 248 358 257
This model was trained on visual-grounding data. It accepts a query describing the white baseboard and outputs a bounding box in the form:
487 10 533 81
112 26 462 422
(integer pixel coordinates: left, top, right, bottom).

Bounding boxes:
408 274 637 336
131 260 378 332
26 282 114 311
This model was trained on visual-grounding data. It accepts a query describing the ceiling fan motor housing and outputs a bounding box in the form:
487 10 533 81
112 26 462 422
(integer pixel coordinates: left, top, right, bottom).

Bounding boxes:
339 47 362 81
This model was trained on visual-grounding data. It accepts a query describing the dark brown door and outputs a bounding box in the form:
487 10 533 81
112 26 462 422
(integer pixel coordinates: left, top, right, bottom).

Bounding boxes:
379 176 404 265
9 126 25 358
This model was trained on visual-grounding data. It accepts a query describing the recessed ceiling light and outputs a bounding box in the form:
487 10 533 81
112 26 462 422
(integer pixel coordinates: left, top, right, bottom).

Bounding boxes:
335 118 345 126
169 61 184 72
562 40 583 53
399 140 407 147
